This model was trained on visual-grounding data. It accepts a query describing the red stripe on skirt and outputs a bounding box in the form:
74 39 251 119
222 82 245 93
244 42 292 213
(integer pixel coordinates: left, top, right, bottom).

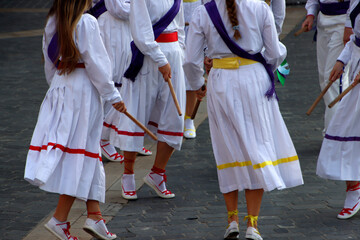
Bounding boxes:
103 122 145 136
29 142 102 161
157 130 183 137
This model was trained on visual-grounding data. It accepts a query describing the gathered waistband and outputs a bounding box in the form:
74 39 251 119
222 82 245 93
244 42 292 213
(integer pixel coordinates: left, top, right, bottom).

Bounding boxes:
156 32 178 43
212 57 258 69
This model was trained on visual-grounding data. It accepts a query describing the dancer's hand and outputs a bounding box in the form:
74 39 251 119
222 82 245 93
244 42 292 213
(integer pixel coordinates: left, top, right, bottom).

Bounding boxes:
343 27 353 45
354 72 360 85
329 61 344 82
196 85 207 101
159 63 172 82
204 57 213 75
112 101 126 113
301 15 314 32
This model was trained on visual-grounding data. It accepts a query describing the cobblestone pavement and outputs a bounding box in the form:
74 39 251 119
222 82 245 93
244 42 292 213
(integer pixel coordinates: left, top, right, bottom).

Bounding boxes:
0 2 358 240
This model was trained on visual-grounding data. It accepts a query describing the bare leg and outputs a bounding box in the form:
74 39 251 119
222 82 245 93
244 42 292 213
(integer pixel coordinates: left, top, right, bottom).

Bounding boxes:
123 151 137 174
245 189 264 228
185 91 197 117
86 200 102 221
53 195 76 222
223 190 239 223
153 141 174 170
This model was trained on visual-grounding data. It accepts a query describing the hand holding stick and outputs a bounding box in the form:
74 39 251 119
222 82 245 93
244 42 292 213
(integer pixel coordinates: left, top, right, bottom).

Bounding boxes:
306 81 333 115
191 85 206 119
294 26 307 37
158 63 182 116
167 78 182 116
328 80 360 108
124 111 158 141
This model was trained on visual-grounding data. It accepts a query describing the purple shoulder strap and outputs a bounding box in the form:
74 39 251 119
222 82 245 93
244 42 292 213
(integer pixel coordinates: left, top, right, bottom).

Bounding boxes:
204 0 276 99
87 0 107 19
124 0 181 81
48 32 59 67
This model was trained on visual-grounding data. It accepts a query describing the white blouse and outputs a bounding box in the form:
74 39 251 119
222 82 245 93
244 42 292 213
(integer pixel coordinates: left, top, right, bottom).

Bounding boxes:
129 0 185 67
183 0 286 90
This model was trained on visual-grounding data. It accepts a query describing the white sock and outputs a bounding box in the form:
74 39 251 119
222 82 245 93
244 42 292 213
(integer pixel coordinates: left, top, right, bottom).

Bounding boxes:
344 189 360 208
149 172 167 192
185 118 195 130
100 140 117 156
122 174 136 191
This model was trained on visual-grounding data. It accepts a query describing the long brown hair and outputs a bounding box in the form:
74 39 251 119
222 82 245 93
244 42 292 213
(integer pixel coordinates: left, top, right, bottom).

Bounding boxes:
225 0 241 39
47 0 92 75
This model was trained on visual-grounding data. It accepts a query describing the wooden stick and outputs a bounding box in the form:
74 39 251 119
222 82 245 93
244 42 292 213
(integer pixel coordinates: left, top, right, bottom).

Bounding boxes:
167 78 182 116
306 81 333 116
294 26 307 37
124 111 158 141
328 81 359 108
191 85 206 119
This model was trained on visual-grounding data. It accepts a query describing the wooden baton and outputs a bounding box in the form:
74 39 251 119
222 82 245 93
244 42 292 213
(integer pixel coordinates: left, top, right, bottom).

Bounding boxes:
294 26 307 37
191 85 206 119
306 81 333 116
167 78 182 116
124 111 158 141
328 81 360 108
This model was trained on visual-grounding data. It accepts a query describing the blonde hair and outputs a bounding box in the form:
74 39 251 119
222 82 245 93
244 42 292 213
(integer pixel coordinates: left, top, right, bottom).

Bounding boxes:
47 0 92 75
225 0 241 39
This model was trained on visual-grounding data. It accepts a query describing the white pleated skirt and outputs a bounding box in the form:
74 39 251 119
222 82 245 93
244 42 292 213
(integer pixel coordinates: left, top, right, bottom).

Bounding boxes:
207 63 303 193
24 69 106 202
102 41 186 151
317 42 360 181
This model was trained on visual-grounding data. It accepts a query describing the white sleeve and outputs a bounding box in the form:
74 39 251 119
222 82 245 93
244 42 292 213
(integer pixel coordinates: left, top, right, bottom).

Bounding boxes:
129 0 168 67
178 2 186 50
183 7 206 91
77 14 122 104
305 0 320 17
105 0 130 20
260 3 287 71
338 34 354 65
270 0 285 35
42 34 56 86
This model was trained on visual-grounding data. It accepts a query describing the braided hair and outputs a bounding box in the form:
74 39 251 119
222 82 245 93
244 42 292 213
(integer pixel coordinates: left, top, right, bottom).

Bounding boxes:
225 0 241 39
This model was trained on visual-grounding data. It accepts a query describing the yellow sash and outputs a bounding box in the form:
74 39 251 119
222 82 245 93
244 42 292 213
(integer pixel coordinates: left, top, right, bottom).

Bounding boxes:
212 57 258 69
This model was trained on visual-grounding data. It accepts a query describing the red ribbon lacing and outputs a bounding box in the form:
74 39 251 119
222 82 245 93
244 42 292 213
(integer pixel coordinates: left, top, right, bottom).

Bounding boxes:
56 222 78 240
339 202 359 216
122 185 136 196
94 218 114 236
150 166 173 195
346 182 360 192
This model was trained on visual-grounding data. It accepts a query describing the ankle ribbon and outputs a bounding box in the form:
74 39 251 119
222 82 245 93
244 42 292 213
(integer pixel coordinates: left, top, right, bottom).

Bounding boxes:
244 215 258 227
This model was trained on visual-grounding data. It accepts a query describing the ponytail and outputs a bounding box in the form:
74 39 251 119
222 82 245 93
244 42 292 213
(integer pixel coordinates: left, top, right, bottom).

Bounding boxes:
225 0 241 39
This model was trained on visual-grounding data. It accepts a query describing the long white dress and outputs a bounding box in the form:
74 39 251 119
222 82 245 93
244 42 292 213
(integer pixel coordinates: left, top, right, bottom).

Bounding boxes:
24 14 122 202
305 0 350 131
105 0 186 152
317 0 360 181
183 0 303 193
93 0 134 144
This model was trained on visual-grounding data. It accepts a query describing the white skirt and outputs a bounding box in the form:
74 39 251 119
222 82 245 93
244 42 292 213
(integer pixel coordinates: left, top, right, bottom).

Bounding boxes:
207 63 303 193
317 42 360 181
24 69 106 202
102 41 186 151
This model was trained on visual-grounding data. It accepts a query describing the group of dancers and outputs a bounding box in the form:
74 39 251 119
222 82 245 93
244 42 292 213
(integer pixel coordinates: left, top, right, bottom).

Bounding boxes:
22 0 360 239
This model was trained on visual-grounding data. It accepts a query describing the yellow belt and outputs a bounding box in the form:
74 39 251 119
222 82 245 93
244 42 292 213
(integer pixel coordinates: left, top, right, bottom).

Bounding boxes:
212 57 258 69
183 0 199 2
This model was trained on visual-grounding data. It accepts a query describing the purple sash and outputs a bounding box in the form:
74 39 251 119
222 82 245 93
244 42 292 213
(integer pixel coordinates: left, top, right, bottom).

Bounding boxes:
87 0 107 19
123 0 181 81
204 0 276 99
350 0 360 28
319 1 349 16
48 32 60 67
